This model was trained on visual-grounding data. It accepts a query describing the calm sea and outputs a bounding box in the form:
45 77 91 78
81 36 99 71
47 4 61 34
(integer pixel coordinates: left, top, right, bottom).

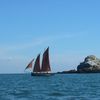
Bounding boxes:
0 74 100 100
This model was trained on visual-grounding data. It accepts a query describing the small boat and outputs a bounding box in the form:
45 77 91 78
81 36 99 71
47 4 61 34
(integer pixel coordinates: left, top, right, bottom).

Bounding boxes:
25 47 54 76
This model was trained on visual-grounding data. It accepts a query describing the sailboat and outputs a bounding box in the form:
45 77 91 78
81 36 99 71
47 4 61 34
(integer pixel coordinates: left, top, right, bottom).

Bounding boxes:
25 47 54 76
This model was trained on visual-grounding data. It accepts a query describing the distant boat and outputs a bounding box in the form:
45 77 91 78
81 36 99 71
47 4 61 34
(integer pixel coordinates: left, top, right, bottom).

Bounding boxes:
25 47 54 76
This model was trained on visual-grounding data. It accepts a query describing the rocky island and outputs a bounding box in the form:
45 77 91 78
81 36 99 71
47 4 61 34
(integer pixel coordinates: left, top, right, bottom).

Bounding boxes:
58 55 100 74
77 55 100 73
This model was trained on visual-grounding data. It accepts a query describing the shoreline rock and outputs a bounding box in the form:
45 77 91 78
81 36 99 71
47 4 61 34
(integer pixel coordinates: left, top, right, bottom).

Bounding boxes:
57 69 77 74
77 55 100 73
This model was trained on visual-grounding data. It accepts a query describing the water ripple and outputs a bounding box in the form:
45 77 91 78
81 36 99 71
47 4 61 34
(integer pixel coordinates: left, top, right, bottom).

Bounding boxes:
0 74 100 100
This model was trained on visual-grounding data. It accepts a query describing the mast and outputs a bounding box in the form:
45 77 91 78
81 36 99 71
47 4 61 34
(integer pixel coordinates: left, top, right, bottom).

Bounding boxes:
25 59 34 70
33 54 41 72
41 47 51 72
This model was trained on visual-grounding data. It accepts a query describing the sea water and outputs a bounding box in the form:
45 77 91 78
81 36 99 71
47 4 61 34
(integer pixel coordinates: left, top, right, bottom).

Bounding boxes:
0 74 100 100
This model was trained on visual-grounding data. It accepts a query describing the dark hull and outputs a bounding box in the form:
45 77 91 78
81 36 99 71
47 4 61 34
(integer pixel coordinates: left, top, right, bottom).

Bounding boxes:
31 72 55 76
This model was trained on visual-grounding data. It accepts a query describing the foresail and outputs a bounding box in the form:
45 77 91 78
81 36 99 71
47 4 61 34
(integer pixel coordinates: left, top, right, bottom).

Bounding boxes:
33 54 41 72
25 59 34 70
41 47 51 72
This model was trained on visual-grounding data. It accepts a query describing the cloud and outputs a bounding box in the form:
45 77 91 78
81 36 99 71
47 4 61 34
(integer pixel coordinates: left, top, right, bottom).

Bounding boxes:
0 32 84 61
0 33 77 51
0 32 85 73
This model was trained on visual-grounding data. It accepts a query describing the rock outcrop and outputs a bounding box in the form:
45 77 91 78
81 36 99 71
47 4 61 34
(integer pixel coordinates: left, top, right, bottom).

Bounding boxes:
58 69 77 74
77 55 100 73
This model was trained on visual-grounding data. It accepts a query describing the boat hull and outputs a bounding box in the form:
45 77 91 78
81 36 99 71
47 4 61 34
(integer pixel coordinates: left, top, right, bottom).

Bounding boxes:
31 72 55 76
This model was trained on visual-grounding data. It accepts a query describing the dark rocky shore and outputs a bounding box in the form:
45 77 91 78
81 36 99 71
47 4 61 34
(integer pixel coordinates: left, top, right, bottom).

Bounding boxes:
58 55 100 74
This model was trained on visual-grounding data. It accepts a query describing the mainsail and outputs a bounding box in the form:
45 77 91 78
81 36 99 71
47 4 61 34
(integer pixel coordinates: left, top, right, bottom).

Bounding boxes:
25 59 34 70
41 47 51 72
33 54 41 72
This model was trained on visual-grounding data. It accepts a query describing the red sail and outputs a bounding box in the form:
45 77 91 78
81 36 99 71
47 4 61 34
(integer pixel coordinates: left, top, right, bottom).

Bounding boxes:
41 47 51 72
33 54 41 72
25 59 34 70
